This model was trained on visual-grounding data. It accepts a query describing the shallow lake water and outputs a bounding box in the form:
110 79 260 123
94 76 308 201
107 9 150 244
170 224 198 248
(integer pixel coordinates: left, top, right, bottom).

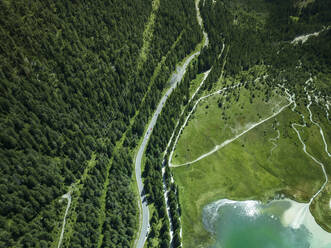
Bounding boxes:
202 199 331 248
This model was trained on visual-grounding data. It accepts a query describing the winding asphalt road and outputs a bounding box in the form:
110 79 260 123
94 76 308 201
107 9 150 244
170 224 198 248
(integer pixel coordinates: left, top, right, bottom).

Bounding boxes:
135 52 200 248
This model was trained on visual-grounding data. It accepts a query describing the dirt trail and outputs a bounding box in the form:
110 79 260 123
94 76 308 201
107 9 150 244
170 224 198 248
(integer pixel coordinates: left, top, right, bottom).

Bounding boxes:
291 26 330 45
282 82 328 209
171 97 292 167
57 192 72 248
306 88 331 157
269 129 280 156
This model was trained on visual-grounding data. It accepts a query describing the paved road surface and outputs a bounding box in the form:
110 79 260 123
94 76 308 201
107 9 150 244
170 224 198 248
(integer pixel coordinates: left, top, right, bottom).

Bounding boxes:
135 52 199 248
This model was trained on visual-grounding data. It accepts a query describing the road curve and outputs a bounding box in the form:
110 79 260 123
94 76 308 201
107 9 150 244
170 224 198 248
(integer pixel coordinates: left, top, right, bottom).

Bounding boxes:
135 52 200 248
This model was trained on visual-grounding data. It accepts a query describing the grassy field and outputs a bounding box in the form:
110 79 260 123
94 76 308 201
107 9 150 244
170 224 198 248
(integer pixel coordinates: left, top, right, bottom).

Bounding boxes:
298 102 331 232
171 78 331 247
189 73 205 98
172 67 287 165
136 0 161 71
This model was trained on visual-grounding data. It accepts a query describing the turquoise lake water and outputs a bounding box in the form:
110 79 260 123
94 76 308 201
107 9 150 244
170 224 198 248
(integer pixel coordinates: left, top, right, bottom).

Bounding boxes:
202 199 331 248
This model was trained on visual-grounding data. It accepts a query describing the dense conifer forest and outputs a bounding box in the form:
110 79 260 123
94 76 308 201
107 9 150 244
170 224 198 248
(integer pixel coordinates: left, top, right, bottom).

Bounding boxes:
0 0 201 247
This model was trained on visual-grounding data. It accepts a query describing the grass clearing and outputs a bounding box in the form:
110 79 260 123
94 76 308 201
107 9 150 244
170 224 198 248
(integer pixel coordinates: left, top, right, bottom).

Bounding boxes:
172 74 287 165
137 0 161 71
297 102 331 232
311 182 331 232
189 73 205 99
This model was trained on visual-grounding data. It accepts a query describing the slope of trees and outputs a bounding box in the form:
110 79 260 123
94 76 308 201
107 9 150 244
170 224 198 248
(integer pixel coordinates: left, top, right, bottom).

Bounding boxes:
0 0 201 247
0 0 151 246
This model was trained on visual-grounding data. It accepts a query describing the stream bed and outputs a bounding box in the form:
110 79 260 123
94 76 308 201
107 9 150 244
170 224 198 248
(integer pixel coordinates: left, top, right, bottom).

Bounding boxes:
202 198 331 248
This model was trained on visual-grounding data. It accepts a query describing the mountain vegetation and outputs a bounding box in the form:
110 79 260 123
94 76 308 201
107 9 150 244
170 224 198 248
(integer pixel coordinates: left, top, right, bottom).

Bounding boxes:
1 0 330 247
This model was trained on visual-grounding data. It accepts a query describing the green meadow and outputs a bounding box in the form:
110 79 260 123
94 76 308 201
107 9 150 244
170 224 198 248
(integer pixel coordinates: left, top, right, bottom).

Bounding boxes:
172 68 287 166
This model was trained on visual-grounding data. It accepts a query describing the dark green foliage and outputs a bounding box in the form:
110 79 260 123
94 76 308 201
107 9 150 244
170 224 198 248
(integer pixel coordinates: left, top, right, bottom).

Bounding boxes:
67 156 107 248
0 0 152 244
101 149 136 248
0 0 205 247
0 0 201 246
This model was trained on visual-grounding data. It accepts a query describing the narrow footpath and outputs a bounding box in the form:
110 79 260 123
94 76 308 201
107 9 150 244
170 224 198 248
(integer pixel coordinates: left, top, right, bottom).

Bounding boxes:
170 94 292 167
282 82 329 223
